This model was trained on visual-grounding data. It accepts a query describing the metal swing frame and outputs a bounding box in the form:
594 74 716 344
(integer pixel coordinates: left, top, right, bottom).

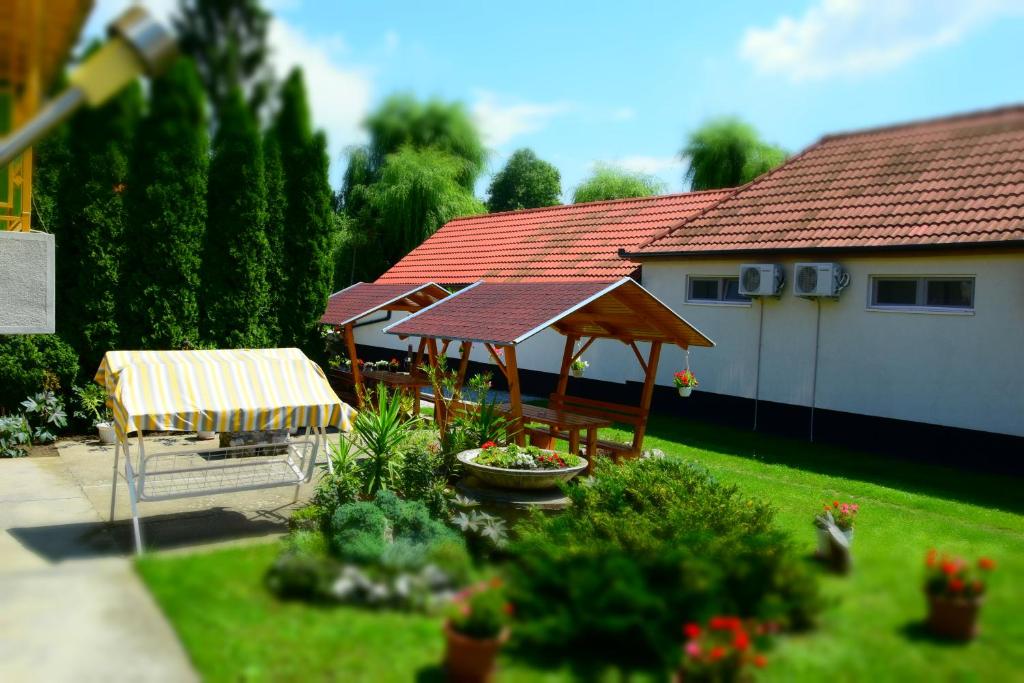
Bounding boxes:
109 426 328 554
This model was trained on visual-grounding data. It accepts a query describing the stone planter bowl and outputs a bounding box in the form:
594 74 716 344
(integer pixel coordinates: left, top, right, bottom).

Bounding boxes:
457 448 588 490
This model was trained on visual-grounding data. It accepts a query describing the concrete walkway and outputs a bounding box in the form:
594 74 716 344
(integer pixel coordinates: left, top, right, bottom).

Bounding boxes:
0 433 333 682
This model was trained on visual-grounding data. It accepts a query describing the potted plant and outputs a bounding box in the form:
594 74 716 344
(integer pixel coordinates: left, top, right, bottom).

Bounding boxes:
73 384 116 445
813 500 858 557
570 357 589 378
388 357 401 372
674 369 698 397
924 550 995 640
457 442 588 490
197 427 217 440
677 616 768 682
444 578 512 683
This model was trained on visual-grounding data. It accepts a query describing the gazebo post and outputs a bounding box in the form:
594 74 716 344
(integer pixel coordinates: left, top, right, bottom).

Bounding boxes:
343 323 364 405
455 341 473 395
504 345 525 446
634 341 663 448
413 337 427 375
555 334 577 398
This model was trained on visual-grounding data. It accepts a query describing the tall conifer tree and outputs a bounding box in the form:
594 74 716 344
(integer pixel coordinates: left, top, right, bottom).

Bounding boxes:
55 77 142 369
121 58 209 350
200 87 270 348
262 132 286 345
270 69 333 353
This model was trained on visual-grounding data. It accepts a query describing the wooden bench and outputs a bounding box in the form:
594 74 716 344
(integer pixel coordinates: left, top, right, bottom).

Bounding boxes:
524 393 649 462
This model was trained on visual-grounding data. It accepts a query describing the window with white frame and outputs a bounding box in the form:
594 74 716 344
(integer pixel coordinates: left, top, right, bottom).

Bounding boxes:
686 276 750 304
869 276 975 311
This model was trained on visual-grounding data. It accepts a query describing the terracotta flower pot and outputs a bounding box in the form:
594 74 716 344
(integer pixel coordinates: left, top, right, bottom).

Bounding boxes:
926 593 982 640
443 620 509 683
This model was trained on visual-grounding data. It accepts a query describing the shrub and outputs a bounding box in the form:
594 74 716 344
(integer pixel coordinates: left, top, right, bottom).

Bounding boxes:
265 549 337 601
398 429 451 519
20 392 68 444
0 416 32 458
351 384 419 495
0 335 79 411
329 490 470 583
505 456 821 671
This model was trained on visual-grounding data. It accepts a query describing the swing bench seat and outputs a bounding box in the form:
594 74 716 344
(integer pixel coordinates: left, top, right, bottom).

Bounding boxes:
525 393 648 461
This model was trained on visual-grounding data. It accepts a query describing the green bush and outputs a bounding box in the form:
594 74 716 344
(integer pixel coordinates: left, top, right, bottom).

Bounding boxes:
505 456 821 671
329 490 470 583
0 335 79 411
398 429 451 519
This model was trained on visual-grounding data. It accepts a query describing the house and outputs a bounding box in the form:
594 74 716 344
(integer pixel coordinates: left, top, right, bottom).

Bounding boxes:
354 190 730 386
622 105 1024 464
352 105 1024 466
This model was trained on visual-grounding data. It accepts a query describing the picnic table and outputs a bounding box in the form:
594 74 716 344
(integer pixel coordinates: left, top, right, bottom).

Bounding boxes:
497 402 612 471
327 369 431 415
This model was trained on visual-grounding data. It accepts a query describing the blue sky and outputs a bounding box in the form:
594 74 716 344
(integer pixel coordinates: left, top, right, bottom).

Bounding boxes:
91 0 1024 200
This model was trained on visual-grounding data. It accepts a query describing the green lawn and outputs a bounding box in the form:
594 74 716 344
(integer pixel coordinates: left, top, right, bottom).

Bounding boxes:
137 414 1024 682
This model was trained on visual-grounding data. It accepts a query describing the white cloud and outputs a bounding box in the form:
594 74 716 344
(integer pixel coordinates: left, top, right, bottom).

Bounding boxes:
740 0 1024 81
472 91 572 147
267 19 373 160
609 155 683 176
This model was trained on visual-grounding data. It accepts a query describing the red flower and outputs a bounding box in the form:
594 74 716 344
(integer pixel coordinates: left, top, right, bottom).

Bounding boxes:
925 549 937 568
753 654 768 669
709 646 726 662
733 630 750 651
832 500 839 508
683 623 701 639
481 441 497 450
940 560 959 576
948 578 965 592
709 616 740 631
979 557 996 571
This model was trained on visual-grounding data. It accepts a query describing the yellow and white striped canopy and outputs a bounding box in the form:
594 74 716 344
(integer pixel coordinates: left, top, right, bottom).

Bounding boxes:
94 349 355 439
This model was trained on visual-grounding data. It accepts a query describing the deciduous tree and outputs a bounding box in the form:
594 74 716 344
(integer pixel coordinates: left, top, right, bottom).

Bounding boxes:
572 164 664 204
681 117 787 191
486 148 561 212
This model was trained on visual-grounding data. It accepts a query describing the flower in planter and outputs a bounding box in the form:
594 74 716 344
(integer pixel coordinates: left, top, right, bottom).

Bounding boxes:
444 578 512 681
476 443 581 470
678 616 768 681
673 369 698 389
814 500 859 532
924 551 994 601
924 550 996 640
571 358 589 376
389 358 400 370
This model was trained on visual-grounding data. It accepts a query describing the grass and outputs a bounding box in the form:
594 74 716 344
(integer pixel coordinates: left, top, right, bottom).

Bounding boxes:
137 413 1024 682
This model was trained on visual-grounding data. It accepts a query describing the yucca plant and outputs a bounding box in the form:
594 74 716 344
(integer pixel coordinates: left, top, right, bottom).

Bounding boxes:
352 384 420 495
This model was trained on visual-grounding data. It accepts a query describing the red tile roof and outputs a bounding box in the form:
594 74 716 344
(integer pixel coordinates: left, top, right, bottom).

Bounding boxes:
383 278 714 349
375 190 731 284
320 282 450 326
629 105 1024 256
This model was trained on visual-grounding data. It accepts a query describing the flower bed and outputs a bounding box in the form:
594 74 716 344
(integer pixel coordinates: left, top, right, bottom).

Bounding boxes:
457 443 588 490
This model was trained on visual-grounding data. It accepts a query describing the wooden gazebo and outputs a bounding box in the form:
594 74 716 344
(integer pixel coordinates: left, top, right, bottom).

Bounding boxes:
383 278 714 466
320 281 450 406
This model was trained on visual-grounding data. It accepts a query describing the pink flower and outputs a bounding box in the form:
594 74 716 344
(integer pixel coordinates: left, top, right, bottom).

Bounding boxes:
685 641 702 659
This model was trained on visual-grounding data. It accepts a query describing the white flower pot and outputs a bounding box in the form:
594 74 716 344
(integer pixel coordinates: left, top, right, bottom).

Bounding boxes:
816 526 854 556
197 430 217 440
677 386 693 397
571 368 584 378
96 422 117 445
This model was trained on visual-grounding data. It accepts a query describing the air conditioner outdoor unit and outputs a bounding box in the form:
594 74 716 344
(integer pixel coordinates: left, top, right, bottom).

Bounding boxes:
794 262 849 298
738 264 784 296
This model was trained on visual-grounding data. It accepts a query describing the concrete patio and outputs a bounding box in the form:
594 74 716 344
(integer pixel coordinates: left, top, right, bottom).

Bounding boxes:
0 431 338 682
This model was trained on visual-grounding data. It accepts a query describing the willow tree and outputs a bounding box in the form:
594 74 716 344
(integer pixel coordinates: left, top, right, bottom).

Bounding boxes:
369 147 485 268
572 164 664 204
120 57 209 350
681 117 787 191
200 87 270 348
337 93 487 283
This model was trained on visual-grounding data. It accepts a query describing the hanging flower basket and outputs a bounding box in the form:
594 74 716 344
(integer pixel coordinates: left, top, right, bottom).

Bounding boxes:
674 369 698 397
571 358 588 378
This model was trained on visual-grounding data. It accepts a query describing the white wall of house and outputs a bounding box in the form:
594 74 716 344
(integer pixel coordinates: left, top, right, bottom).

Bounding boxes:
641 252 1024 437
